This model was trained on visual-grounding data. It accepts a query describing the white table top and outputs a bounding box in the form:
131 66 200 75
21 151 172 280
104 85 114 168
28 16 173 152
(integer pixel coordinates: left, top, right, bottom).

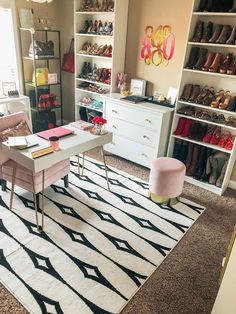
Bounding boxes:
2 125 112 173
0 95 29 104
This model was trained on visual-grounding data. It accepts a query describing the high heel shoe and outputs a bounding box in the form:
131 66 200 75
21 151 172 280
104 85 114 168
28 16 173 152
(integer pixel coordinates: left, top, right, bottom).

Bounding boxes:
209 52 222 72
202 51 215 71
211 90 225 108
219 53 233 74
79 20 91 33
219 90 231 109
227 58 236 75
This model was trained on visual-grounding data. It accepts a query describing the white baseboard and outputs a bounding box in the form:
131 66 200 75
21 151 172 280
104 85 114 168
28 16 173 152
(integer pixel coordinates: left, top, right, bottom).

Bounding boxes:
229 180 236 190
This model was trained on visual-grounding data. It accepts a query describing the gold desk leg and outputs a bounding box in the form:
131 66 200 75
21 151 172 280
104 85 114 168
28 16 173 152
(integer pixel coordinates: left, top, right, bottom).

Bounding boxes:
41 170 45 232
101 146 110 191
10 163 17 209
32 175 39 228
82 152 86 176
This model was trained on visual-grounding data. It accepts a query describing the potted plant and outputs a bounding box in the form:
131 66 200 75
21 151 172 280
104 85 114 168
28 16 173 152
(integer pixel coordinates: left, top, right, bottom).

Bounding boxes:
91 116 107 134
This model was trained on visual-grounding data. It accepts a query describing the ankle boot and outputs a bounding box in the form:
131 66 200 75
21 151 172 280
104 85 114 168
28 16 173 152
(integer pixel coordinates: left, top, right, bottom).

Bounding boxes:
209 52 222 72
174 117 188 135
180 84 193 101
220 53 233 74
216 160 228 187
173 139 184 160
201 21 213 43
227 58 236 75
226 25 236 44
194 146 208 180
191 21 204 42
189 85 201 102
181 119 192 137
186 47 200 69
193 48 208 70
185 142 194 171
216 25 231 44
198 0 207 11
186 145 200 176
202 52 215 71
209 24 223 43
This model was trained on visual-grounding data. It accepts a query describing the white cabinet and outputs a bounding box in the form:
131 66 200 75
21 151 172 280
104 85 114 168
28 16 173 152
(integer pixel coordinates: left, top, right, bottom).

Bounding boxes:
103 94 174 168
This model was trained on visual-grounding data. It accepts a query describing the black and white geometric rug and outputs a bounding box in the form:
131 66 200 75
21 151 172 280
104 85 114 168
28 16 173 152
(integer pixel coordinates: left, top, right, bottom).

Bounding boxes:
0 157 205 314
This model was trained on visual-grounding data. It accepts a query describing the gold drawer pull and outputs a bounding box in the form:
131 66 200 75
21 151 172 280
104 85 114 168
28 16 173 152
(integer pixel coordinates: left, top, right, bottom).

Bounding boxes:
143 135 150 140
141 153 148 158
145 118 152 123
112 109 118 113
112 125 117 129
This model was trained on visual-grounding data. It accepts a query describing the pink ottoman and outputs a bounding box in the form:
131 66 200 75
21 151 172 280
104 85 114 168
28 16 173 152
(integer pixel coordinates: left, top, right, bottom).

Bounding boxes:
149 157 186 204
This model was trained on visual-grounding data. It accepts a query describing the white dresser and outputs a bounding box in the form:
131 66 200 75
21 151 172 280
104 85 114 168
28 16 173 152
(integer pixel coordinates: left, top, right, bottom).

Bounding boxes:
103 94 174 168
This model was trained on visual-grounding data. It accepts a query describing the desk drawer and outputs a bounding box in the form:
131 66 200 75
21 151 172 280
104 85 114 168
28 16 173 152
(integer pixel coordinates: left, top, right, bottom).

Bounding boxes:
106 116 159 148
105 101 162 130
105 134 156 168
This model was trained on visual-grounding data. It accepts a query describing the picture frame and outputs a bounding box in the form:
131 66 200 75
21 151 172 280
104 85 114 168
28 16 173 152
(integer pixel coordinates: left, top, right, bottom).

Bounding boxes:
48 73 58 84
167 87 178 106
2 82 17 96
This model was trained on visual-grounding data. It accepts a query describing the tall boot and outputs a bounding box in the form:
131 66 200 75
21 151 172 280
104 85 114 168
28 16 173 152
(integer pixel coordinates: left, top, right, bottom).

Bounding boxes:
181 119 192 138
202 52 215 71
213 0 233 12
191 21 204 42
186 47 200 69
193 48 208 70
201 21 213 43
186 145 200 176
205 0 213 11
216 160 228 187
209 24 223 43
179 141 189 163
194 146 207 180
172 139 183 160
185 143 194 171
173 117 188 135
180 84 193 101
209 52 222 72
198 0 207 11
207 156 219 185
229 0 236 12
226 25 236 44
200 148 212 182
216 25 231 44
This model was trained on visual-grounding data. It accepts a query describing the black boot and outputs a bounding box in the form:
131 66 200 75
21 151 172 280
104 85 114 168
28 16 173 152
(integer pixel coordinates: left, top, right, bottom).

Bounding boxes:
179 141 189 164
226 25 236 44
200 148 213 182
201 21 213 43
216 25 231 44
212 0 233 12
172 139 183 160
194 146 208 180
205 0 213 11
197 0 207 11
186 47 200 69
191 21 204 42
193 48 208 70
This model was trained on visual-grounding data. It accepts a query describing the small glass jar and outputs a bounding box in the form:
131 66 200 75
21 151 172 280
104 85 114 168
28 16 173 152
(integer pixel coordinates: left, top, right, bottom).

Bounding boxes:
49 136 60 151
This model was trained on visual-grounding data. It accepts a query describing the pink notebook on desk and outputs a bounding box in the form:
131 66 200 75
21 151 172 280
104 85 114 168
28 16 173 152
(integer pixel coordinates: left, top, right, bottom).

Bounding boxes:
37 127 74 140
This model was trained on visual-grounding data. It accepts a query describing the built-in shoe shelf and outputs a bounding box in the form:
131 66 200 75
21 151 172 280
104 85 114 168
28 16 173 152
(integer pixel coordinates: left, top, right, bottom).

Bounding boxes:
168 0 236 195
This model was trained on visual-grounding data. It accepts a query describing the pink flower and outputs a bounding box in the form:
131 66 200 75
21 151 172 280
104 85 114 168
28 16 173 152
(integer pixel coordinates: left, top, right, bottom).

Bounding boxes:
92 116 107 125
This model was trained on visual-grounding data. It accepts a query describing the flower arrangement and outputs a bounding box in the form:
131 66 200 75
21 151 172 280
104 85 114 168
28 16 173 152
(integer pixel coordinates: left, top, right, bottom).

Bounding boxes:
92 116 107 125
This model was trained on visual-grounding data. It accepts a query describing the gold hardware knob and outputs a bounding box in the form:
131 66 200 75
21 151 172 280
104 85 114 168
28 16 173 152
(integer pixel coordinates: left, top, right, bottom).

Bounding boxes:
145 119 151 123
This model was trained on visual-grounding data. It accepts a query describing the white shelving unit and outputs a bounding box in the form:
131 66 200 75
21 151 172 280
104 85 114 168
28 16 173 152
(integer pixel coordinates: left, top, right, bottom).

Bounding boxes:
168 0 236 195
74 0 129 120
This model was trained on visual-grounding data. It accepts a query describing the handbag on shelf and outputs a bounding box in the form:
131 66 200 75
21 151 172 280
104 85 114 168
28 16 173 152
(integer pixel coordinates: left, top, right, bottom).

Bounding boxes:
62 38 75 73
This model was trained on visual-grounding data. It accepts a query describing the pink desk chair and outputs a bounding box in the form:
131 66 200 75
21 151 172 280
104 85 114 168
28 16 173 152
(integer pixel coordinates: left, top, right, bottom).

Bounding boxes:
0 112 70 231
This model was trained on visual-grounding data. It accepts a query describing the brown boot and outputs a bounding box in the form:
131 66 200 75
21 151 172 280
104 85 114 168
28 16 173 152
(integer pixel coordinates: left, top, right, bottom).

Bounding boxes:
189 85 201 102
201 21 213 43
186 145 200 176
209 52 222 72
220 53 233 74
202 52 215 71
180 84 193 101
193 48 208 70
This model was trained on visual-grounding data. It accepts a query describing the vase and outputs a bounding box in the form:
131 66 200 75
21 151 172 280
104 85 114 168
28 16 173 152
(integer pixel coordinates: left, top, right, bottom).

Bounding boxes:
94 123 102 135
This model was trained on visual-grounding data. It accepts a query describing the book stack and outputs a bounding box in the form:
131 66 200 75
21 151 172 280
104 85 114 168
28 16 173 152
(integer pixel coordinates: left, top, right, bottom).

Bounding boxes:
70 120 94 130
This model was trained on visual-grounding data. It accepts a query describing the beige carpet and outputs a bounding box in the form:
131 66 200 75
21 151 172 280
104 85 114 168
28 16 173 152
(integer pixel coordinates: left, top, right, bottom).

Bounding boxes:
0 148 236 314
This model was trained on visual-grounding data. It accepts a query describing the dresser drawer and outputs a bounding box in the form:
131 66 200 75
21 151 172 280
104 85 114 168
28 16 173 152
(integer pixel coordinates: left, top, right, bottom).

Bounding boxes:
106 116 159 148
105 101 162 130
104 135 156 168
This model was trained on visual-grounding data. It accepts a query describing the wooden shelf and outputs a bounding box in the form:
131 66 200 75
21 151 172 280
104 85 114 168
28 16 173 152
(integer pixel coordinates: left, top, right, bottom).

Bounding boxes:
188 41 236 48
183 68 236 79
76 77 111 88
75 102 103 113
172 134 232 154
76 53 112 60
176 113 236 131
178 100 236 116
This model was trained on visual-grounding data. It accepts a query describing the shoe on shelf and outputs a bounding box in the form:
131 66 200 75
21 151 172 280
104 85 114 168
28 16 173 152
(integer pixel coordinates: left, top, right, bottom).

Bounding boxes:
219 53 233 74
219 90 231 110
189 85 201 102
186 144 200 177
185 47 200 69
203 125 217 143
227 96 236 111
195 85 209 104
197 0 207 11
180 84 193 102
209 24 223 43
226 58 236 75
202 87 216 106
201 21 213 43
229 0 236 12
185 142 194 171
209 52 222 72
194 146 208 180
181 119 193 138
218 131 231 147
216 160 228 187
216 25 231 44
225 136 235 150
226 25 236 44
173 117 188 135
225 116 236 127
211 90 225 108
193 48 208 70
202 51 215 71
191 20 204 42
210 127 221 145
